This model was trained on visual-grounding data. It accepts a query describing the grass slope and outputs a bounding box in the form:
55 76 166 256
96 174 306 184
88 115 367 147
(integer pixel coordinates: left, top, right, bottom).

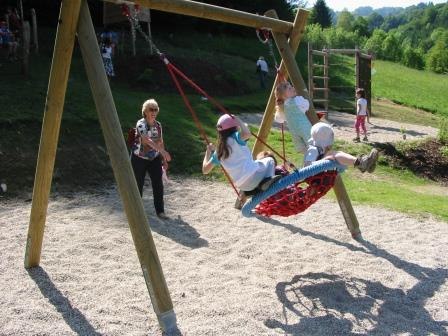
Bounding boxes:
372 60 448 118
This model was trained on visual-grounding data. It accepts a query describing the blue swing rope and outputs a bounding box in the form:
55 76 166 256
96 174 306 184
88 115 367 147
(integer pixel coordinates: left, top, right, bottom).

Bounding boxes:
241 160 346 217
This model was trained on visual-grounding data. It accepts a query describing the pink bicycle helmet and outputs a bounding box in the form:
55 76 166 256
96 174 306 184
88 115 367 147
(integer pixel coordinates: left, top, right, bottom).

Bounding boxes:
216 114 238 131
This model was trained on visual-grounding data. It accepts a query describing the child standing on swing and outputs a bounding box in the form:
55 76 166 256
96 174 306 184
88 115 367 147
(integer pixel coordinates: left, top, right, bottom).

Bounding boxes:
202 114 281 208
274 81 312 155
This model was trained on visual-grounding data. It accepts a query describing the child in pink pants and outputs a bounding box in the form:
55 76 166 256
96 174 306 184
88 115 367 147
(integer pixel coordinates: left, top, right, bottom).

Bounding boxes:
354 88 370 142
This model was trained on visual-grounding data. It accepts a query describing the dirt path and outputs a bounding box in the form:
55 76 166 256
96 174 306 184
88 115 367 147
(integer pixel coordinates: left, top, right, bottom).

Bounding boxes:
240 110 438 143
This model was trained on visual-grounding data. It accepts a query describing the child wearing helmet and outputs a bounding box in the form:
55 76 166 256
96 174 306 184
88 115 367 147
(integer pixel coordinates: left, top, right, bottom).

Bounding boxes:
275 81 312 155
202 114 281 207
305 122 379 173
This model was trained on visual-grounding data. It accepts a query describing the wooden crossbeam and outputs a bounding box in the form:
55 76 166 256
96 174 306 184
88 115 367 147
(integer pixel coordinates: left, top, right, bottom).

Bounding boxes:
103 0 293 34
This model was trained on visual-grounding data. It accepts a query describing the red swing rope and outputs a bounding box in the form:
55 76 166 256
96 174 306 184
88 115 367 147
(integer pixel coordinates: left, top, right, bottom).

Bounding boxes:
281 123 286 165
123 5 293 197
164 57 290 163
164 58 241 197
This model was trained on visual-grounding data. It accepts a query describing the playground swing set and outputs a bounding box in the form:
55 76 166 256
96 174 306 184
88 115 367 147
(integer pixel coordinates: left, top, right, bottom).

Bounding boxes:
25 0 363 333
123 5 342 217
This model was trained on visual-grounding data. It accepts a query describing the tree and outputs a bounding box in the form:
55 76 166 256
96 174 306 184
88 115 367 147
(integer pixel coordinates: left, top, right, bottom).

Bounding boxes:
382 33 402 62
336 9 353 31
353 16 370 37
401 46 425 70
305 23 326 49
309 0 332 28
426 39 448 73
364 29 387 58
366 12 384 31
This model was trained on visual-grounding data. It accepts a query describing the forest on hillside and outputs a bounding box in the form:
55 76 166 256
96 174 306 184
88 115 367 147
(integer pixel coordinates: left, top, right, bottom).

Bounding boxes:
305 0 448 74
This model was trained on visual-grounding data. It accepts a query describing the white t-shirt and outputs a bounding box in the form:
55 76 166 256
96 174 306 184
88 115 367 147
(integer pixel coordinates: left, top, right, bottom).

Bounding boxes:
256 59 268 73
211 132 261 188
357 98 368 116
304 144 324 164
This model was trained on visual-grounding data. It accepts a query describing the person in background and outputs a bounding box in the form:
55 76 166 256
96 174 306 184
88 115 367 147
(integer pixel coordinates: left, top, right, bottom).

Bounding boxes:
256 56 269 89
100 26 118 53
6 7 21 37
100 37 115 81
0 21 18 61
353 88 370 142
131 99 171 220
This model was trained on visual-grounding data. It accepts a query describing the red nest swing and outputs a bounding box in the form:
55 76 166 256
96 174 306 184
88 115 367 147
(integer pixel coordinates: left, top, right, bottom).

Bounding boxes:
255 170 338 217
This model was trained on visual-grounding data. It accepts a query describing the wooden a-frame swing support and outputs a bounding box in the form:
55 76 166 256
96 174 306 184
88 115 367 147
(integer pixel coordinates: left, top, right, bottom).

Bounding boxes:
24 0 361 332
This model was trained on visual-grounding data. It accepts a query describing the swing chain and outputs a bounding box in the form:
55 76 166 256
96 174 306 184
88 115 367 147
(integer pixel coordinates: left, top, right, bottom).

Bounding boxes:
256 28 279 70
122 4 162 56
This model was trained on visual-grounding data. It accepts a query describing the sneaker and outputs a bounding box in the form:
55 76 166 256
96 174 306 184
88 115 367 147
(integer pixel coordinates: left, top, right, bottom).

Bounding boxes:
353 137 360 142
363 136 368 141
157 212 169 220
259 175 282 191
234 191 247 210
357 149 379 173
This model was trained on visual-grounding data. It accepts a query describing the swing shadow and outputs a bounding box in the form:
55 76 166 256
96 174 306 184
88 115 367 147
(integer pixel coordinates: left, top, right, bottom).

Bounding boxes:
369 124 429 137
27 267 101 336
255 217 448 334
255 215 366 254
148 214 209 249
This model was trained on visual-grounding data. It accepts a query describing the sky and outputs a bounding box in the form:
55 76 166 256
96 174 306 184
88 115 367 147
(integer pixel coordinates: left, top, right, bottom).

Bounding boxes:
309 0 447 12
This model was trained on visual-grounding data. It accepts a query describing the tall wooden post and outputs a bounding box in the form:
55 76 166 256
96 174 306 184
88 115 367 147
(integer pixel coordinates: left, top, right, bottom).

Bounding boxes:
31 8 38 54
25 0 82 268
147 9 153 55
21 21 30 76
355 47 360 90
307 42 313 105
323 50 329 113
252 8 309 156
268 11 361 238
76 1 177 331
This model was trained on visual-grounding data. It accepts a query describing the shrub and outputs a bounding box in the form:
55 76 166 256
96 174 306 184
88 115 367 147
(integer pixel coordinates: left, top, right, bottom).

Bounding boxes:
325 27 361 49
381 34 402 62
438 117 448 144
364 29 387 58
426 39 448 74
440 145 448 159
305 23 326 49
401 46 425 70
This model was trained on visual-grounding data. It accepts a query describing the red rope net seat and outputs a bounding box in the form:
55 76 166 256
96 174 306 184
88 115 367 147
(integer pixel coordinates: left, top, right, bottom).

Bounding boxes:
254 170 338 217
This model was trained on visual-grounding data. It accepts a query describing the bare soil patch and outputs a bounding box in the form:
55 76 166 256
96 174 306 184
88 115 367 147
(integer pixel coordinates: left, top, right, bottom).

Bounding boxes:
376 139 448 186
